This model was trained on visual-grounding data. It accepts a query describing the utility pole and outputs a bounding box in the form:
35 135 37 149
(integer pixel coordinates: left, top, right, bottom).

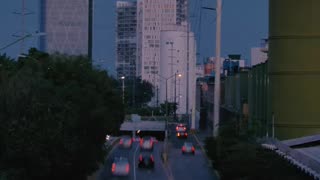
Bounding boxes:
21 0 25 54
174 73 177 120
186 0 190 126
88 0 93 60
213 0 222 137
12 0 33 54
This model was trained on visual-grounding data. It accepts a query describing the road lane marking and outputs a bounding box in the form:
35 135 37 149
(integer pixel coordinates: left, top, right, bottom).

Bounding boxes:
133 143 139 180
192 134 207 155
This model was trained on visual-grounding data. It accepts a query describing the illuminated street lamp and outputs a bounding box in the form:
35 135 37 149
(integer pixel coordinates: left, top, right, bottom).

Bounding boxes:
174 73 182 120
121 76 125 104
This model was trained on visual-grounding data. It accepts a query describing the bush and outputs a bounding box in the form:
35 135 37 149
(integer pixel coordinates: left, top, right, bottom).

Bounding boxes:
205 130 313 180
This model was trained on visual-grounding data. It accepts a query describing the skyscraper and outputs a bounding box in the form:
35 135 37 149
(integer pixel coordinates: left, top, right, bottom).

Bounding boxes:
39 0 92 56
116 0 194 111
136 0 187 89
116 1 137 79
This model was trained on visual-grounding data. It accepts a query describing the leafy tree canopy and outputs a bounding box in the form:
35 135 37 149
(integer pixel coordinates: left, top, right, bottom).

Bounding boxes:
0 49 124 180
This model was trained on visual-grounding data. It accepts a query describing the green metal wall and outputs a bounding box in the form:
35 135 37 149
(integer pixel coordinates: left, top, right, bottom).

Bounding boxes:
248 63 269 137
269 0 320 139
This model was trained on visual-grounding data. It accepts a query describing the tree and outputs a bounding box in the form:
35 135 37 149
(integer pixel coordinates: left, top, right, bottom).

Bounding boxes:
0 50 124 180
160 101 178 116
125 77 153 108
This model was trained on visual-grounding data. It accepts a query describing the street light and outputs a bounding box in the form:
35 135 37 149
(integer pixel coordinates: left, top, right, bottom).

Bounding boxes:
174 73 182 120
120 76 125 104
157 72 181 163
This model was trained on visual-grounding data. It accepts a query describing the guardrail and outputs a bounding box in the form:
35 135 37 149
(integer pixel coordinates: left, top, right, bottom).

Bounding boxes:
261 140 320 180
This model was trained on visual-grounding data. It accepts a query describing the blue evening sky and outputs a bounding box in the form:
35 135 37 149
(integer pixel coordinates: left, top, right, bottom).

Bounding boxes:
0 0 268 74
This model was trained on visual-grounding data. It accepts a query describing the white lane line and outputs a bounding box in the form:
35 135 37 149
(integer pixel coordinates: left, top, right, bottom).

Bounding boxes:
133 143 139 180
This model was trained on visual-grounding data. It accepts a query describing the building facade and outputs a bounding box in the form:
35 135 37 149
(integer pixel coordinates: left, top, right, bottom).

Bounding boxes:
137 0 177 86
250 39 268 66
159 30 196 115
116 1 137 79
136 0 188 107
40 0 92 56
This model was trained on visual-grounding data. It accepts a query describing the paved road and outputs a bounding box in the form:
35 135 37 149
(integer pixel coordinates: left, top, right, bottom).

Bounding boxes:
96 124 217 180
98 141 168 180
166 124 217 180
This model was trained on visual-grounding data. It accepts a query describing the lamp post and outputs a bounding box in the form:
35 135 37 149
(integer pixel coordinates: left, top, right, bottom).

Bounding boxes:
157 73 181 130
174 73 182 120
121 76 125 104
158 73 181 163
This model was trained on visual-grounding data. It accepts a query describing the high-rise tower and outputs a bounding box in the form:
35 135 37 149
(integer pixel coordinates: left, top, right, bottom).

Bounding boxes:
40 0 92 56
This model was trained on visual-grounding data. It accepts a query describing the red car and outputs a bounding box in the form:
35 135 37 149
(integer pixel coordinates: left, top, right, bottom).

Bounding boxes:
176 124 188 138
176 124 187 131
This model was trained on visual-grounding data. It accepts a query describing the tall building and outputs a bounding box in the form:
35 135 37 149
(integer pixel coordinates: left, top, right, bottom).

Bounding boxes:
116 1 137 79
136 0 189 106
40 0 92 56
116 0 195 113
159 30 196 114
137 0 177 85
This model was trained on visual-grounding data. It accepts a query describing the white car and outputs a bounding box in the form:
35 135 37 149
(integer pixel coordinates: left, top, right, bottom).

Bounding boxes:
119 135 133 149
140 136 154 151
181 142 195 155
111 157 130 176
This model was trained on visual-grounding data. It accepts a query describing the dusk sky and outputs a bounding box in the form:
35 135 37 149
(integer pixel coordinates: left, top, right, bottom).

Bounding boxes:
0 0 268 74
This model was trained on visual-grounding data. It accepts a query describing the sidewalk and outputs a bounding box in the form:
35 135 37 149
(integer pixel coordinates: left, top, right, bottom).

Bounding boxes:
192 129 220 179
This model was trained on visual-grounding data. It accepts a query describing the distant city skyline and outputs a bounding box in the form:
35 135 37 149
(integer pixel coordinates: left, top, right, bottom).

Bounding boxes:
0 0 268 74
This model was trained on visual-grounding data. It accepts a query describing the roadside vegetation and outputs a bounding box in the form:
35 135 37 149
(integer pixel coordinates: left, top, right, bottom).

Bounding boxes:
205 119 314 180
0 49 124 180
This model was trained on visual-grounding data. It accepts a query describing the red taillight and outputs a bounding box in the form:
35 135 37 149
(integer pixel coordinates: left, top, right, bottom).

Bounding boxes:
184 127 186 130
139 155 143 161
119 139 123 144
185 133 188 136
150 155 154 162
176 127 179 131
126 164 130 173
182 146 186 151
191 146 195 151
112 163 116 172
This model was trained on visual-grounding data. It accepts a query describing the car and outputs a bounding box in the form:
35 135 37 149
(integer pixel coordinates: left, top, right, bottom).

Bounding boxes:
176 124 188 138
176 124 187 131
111 157 130 176
119 135 133 149
181 142 195 155
176 131 188 138
140 136 154 151
138 152 155 169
